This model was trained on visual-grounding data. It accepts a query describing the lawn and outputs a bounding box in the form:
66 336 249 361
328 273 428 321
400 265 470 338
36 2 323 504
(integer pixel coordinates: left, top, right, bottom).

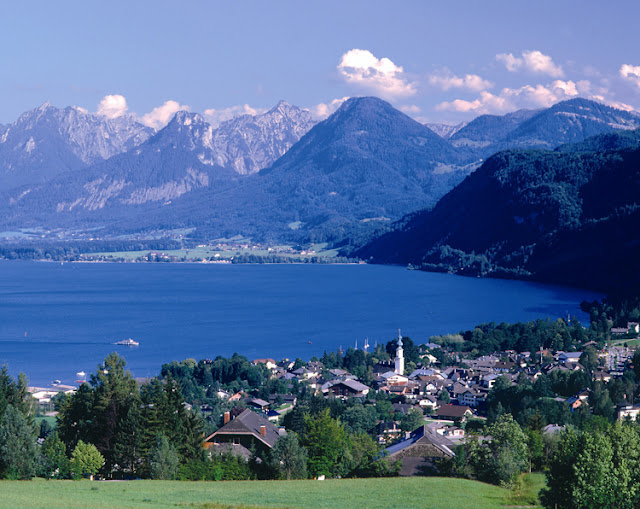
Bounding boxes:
0 476 543 509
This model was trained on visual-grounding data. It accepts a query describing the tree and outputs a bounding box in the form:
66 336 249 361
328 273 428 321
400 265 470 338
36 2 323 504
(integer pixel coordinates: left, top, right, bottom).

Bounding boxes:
580 346 599 375
0 405 38 479
437 390 450 404
70 440 104 479
483 414 528 485
341 405 378 435
300 409 349 478
400 408 424 432
40 432 70 479
269 433 308 480
148 434 179 480
571 432 615 508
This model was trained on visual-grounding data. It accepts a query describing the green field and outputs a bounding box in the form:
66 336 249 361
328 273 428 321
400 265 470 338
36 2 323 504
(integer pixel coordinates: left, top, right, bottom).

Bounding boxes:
0 475 543 509
85 243 340 261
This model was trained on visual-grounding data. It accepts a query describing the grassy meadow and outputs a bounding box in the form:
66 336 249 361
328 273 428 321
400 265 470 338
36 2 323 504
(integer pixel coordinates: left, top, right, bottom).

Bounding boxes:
0 475 544 509
84 243 340 262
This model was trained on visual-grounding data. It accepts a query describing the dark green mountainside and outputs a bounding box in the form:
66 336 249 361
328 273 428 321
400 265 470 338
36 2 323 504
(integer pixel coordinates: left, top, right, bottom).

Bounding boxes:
353 131 640 292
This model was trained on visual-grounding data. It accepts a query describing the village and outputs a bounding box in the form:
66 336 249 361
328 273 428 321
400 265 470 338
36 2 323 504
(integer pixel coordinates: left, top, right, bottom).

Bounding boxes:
28 321 640 477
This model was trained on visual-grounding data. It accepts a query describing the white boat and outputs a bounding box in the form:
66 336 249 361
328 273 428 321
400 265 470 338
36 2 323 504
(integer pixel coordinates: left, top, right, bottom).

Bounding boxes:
115 338 139 346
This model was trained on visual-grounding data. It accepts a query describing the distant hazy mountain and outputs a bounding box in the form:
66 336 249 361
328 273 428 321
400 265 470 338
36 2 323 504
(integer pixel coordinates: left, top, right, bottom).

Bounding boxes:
1 97 477 241
450 98 640 159
3 111 238 224
0 103 153 189
424 121 468 139
122 96 480 242
2 96 639 248
210 101 316 175
353 129 640 292
450 109 540 151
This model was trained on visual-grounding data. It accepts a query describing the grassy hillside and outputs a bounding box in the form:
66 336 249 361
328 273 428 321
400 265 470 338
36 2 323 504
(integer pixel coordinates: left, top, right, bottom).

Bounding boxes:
0 475 543 509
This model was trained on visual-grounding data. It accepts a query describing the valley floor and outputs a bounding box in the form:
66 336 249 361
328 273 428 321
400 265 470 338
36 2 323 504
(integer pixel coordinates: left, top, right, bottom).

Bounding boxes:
0 475 544 509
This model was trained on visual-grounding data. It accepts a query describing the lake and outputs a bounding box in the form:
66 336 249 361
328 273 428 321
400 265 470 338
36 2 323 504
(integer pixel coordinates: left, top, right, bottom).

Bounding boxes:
0 261 602 386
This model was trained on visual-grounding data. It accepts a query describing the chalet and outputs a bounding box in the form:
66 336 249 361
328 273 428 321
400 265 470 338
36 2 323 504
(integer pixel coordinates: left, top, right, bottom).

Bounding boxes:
458 388 488 408
435 405 473 422
417 395 439 412
328 379 370 398
384 424 455 476
204 409 284 459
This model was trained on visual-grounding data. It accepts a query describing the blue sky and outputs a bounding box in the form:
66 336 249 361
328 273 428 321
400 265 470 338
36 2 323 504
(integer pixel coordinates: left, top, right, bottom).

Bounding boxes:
1 1 639 126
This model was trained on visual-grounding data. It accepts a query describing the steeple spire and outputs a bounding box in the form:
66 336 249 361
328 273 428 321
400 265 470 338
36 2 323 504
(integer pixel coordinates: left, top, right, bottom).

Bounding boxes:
394 329 405 375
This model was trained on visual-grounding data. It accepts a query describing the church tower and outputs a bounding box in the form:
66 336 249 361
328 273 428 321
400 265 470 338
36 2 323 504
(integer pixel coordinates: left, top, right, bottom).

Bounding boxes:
394 329 405 375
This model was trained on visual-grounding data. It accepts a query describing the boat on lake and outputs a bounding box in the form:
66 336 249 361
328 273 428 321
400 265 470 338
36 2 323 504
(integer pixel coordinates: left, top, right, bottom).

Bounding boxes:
115 338 139 346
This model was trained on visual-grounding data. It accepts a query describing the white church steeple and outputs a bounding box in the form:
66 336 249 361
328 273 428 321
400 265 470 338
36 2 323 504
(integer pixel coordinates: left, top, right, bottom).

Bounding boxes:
394 329 404 375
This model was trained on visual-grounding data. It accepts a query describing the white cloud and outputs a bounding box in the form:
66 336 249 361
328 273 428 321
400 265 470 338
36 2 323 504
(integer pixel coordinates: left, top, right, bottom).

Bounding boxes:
496 50 563 78
399 104 421 114
620 64 640 88
436 80 581 114
436 91 513 113
429 71 492 92
203 104 266 127
140 100 191 129
337 49 416 99
496 53 522 72
96 94 128 119
312 97 349 119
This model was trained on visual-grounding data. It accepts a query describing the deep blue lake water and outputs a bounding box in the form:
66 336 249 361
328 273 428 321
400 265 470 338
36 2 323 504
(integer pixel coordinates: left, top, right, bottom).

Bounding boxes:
0 261 602 386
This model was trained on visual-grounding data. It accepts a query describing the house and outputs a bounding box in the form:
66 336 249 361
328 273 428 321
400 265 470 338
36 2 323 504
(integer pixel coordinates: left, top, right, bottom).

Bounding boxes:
611 327 630 335
617 403 640 421
252 358 278 370
29 385 76 409
408 368 439 379
328 379 370 398
204 408 284 459
379 371 409 385
557 351 582 364
435 405 473 422
417 395 439 412
377 421 403 443
565 389 590 411
458 388 488 408
482 374 501 389
384 424 455 476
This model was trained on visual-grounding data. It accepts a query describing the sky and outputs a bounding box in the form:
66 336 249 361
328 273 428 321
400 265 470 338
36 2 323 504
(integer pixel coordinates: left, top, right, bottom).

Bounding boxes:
1 1 639 127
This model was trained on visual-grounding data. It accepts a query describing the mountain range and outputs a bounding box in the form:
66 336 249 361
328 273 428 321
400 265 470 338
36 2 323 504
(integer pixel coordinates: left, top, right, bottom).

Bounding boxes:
1 96 639 247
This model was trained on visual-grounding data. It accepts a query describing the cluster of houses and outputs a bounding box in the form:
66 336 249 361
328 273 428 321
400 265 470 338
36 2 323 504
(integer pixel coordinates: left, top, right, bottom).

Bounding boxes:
28 326 640 477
